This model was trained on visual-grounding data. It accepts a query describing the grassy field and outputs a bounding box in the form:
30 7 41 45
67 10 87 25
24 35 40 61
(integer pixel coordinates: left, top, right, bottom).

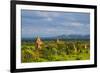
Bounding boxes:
21 39 90 63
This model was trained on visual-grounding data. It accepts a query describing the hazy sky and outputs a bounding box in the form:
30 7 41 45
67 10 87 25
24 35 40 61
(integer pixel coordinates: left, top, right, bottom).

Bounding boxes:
21 10 90 38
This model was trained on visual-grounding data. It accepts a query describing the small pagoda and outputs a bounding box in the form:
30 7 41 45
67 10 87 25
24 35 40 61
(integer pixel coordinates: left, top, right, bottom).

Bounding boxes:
56 38 60 43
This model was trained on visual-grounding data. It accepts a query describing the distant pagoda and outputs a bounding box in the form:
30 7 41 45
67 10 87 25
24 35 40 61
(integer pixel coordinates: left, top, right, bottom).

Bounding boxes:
35 36 43 50
56 38 60 43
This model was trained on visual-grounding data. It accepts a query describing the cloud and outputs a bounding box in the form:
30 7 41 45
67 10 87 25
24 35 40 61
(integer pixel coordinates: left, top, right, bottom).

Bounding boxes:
36 11 60 18
71 22 84 26
35 11 61 21
21 10 90 38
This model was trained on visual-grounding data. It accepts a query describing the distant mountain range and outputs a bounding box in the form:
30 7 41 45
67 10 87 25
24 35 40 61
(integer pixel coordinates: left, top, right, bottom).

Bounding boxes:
56 34 90 39
22 34 90 40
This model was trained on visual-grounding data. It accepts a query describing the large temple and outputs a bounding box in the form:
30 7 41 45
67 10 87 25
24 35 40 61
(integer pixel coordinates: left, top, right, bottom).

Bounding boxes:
35 36 43 50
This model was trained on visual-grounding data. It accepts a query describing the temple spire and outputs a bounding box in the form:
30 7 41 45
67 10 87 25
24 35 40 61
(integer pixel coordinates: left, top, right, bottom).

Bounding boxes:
35 36 43 50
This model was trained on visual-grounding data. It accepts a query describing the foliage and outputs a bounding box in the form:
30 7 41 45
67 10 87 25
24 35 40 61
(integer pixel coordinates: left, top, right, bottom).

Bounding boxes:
21 40 90 63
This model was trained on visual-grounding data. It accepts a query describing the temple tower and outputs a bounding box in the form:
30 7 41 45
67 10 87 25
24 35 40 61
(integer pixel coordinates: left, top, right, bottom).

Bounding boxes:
56 38 60 43
35 36 43 50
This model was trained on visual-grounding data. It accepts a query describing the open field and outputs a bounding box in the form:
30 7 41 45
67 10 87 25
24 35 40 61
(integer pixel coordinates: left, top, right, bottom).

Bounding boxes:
21 39 90 63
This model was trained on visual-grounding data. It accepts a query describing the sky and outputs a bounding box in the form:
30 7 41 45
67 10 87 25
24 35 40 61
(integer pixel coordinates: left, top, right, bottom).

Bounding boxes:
21 10 90 38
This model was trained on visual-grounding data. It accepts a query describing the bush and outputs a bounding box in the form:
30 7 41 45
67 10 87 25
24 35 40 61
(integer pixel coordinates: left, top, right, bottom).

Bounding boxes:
21 40 90 62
